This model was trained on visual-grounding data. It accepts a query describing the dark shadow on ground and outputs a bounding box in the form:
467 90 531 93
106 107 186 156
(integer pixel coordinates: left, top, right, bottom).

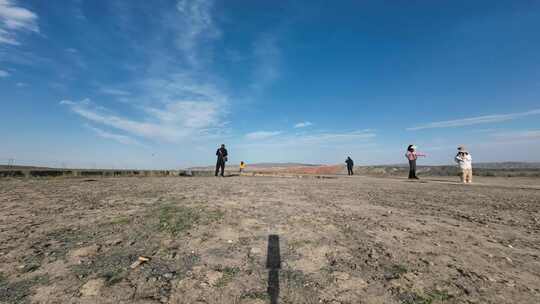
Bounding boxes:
267 234 281 304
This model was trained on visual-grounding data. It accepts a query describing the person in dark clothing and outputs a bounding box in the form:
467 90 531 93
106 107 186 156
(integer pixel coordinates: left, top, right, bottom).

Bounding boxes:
345 156 354 176
215 144 228 177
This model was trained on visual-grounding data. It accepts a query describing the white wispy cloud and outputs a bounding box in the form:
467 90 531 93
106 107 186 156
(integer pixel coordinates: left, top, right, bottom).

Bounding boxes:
250 33 280 92
61 1 230 146
86 125 141 145
99 88 131 96
139 73 227 105
15 82 26 87
245 131 282 140
0 69 9 77
174 0 220 66
292 130 376 144
294 121 313 128
61 98 226 143
236 129 378 164
407 109 540 131
244 129 376 145
0 0 39 45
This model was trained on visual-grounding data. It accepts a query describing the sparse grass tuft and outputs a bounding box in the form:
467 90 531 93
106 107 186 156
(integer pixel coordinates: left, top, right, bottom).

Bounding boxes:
109 217 130 225
241 290 270 300
157 204 224 236
158 205 200 235
214 266 240 288
102 268 128 286
0 275 49 304
398 289 453 304
385 264 408 280
399 291 432 304
428 289 452 301
0 273 6 287
393 264 408 274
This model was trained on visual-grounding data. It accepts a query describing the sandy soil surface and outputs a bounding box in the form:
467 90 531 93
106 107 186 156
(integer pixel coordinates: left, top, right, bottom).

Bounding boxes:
1 175 539 304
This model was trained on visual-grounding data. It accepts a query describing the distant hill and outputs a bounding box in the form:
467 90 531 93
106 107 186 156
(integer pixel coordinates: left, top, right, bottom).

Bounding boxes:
190 161 540 170
188 162 320 171
190 162 540 178
354 164 540 178
471 162 540 169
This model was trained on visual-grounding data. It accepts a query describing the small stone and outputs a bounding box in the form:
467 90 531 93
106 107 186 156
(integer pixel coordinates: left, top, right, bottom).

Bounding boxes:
80 279 105 297
163 272 174 279
206 270 223 286
332 272 350 281
107 238 122 246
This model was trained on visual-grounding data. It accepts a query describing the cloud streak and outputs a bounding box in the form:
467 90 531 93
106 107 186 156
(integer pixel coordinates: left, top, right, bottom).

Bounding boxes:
0 0 39 45
244 129 376 145
407 109 540 131
99 87 131 96
250 33 281 92
174 0 220 66
0 69 9 77
245 131 282 140
294 121 313 128
86 125 141 145
61 98 226 143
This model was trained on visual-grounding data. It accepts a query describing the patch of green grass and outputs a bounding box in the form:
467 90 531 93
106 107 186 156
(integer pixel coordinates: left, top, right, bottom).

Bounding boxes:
0 275 49 304
399 291 432 304
241 291 269 300
109 217 130 225
385 264 408 280
20 263 40 273
427 289 452 301
392 264 408 274
158 205 200 235
282 269 310 288
70 249 133 282
205 209 225 223
157 204 224 236
214 266 240 288
399 289 453 304
102 268 128 286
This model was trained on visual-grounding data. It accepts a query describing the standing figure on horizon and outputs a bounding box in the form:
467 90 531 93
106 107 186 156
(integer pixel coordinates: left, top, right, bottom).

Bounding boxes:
215 144 228 177
239 161 246 173
455 146 473 184
405 145 426 180
345 156 354 176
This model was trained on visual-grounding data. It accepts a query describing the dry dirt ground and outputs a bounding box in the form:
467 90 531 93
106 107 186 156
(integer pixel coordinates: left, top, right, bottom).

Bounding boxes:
0 175 539 304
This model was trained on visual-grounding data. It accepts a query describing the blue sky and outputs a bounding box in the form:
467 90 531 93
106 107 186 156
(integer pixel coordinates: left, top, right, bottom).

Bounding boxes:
1 0 539 169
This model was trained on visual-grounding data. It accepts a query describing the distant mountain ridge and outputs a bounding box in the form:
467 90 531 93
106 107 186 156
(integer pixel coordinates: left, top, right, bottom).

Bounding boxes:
189 162 540 170
470 162 540 169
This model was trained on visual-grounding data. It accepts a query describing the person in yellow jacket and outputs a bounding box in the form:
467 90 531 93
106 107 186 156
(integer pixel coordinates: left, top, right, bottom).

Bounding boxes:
239 161 246 173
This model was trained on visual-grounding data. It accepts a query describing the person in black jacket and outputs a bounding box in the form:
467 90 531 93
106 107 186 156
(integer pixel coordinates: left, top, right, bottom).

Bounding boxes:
215 144 228 177
345 156 354 176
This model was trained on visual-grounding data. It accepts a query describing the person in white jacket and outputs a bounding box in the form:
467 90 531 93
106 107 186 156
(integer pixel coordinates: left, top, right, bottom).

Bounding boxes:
455 146 473 184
